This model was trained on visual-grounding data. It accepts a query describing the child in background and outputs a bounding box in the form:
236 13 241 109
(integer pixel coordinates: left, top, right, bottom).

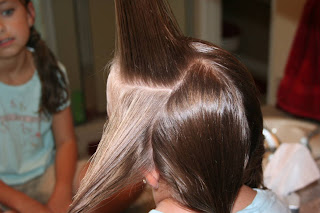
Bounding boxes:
0 1 144 212
0 0 77 212
70 0 290 212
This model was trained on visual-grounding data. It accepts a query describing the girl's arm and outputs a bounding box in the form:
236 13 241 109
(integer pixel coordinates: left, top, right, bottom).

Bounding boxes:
0 180 51 213
48 107 77 213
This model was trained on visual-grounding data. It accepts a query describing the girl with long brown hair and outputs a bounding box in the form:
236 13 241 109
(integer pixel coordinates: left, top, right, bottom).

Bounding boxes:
0 0 76 212
70 0 289 212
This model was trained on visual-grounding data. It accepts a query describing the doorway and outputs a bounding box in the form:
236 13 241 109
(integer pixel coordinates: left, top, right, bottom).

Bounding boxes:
222 0 271 103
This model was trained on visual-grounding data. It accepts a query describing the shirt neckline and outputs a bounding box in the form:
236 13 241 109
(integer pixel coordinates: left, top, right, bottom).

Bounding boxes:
0 70 38 89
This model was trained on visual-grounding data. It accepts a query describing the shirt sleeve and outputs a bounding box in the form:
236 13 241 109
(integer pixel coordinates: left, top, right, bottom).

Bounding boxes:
57 61 71 111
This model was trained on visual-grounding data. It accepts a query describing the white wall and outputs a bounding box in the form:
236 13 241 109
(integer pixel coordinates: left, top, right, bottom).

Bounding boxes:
267 0 307 105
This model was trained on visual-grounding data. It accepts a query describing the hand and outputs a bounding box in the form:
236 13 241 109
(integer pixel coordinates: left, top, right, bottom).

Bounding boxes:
47 187 72 213
0 180 52 213
47 197 71 213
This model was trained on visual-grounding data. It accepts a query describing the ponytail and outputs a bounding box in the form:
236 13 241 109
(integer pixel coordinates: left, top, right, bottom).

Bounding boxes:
27 27 69 115
22 0 69 115
115 0 192 85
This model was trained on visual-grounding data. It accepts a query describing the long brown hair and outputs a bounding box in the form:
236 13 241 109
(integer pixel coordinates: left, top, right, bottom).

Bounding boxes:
23 0 69 115
70 0 264 212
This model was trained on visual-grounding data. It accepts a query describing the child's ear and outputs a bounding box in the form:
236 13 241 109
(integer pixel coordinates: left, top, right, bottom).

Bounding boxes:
26 1 35 27
145 169 160 189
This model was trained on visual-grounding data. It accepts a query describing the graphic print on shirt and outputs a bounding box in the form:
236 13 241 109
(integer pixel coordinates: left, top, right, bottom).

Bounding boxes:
0 99 50 155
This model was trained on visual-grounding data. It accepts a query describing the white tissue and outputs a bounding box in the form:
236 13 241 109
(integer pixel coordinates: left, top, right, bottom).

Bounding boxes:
264 143 320 198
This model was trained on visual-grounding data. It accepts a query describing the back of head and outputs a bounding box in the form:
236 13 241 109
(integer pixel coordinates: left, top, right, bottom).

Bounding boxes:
69 0 264 212
151 40 264 213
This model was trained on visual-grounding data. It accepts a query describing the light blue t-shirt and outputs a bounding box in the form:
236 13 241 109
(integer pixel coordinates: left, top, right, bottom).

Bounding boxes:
237 189 290 213
0 67 70 185
149 189 290 213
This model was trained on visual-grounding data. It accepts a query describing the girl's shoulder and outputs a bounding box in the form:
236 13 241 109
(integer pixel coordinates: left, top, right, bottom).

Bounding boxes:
57 61 69 83
57 61 67 73
149 210 163 213
238 189 290 213
0 69 38 90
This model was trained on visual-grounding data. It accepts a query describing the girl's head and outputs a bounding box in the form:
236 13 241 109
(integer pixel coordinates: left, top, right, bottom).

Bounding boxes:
0 0 34 58
150 42 264 211
0 0 69 114
70 0 264 213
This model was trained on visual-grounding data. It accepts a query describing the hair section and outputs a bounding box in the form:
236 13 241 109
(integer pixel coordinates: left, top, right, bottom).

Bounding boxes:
70 65 172 212
151 41 264 213
114 0 193 86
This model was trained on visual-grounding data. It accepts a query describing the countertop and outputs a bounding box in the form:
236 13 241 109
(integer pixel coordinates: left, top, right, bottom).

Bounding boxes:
299 158 320 213
262 105 320 213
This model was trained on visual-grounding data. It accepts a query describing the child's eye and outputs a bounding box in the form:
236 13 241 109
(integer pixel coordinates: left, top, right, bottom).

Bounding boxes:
1 8 15 17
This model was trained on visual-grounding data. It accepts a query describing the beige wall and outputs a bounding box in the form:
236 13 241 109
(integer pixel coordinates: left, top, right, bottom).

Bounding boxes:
169 0 186 33
267 0 306 104
194 0 221 45
87 1 115 113
51 0 81 92
51 1 115 114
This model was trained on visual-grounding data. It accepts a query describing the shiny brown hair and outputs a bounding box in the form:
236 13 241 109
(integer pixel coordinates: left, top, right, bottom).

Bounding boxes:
23 0 69 114
70 0 264 212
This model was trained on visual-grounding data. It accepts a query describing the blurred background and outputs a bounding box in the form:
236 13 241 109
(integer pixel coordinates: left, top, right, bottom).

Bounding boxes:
32 0 306 125
31 2 320 212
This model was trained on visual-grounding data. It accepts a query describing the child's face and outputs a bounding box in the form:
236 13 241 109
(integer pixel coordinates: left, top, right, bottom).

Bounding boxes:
0 0 34 59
